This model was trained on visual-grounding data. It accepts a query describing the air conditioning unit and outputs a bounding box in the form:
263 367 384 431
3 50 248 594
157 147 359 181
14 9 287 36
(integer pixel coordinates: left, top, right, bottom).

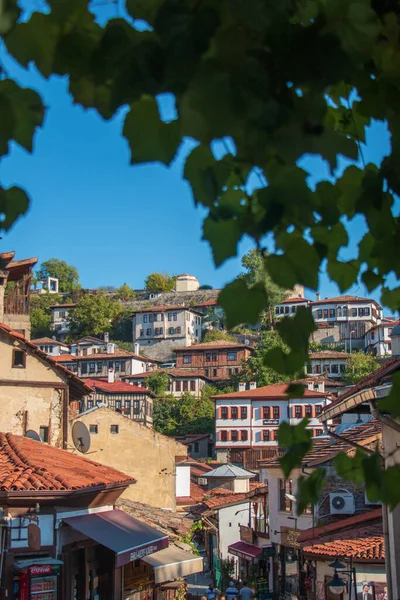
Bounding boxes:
198 478 208 486
329 492 355 515
364 490 381 506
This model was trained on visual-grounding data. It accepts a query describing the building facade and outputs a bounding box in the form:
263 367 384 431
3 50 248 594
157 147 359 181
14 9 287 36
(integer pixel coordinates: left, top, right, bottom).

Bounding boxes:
132 306 202 361
275 296 310 318
49 302 76 340
175 341 253 381
123 368 211 398
31 337 70 356
213 383 331 461
364 319 400 356
307 350 350 377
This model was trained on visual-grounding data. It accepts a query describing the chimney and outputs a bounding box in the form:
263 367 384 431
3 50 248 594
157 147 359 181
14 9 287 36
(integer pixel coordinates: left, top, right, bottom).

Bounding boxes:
134 342 140 355
107 343 115 354
249 381 257 390
104 332 110 343
316 292 320 301
238 382 246 392
108 368 115 383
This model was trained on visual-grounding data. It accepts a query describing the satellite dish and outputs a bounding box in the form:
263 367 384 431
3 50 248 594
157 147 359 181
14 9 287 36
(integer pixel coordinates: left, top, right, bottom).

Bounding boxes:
25 430 42 442
72 421 91 454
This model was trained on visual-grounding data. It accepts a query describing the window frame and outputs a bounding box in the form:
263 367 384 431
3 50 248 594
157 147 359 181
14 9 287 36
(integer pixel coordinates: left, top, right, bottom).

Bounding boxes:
89 424 99 434
110 424 119 434
12 349 26 368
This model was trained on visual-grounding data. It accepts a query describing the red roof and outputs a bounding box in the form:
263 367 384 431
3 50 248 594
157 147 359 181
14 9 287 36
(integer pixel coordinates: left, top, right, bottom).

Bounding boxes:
309 351 350 359
279 297 309 304
52 349 157 363
212 382 328 400
298 507 382 543
196 482 268 511
124 368 212 380
85 378 154 396
0 433 135 492
49 303 76 309
311 295 382 309
133 305 201 314
367 320 400 333
32 337 69 346
175 341 252 352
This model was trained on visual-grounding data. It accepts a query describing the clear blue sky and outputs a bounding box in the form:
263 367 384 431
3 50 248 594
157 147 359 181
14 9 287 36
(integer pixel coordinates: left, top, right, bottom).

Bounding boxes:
1 36 396 310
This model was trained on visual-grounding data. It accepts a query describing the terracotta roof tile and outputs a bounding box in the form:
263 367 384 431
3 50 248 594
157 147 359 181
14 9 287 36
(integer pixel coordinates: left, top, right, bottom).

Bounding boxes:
311 295 382 308
117 499 192 538
279 297 309 304
298 508 382 543
175 341 252 352
212 382 328 400
52 349 157 363
31 337 69 346
0 433 135 492
309 351 350 359
85 378 155 396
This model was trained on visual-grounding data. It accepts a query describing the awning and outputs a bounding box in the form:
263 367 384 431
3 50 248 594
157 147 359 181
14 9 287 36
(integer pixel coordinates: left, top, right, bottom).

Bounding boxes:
142 545 203 583
63 509 169 567
228 541 263 562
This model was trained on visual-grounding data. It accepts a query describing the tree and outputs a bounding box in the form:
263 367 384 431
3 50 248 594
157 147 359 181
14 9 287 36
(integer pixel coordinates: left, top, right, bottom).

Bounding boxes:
30 293 62 338
36 259 81 293
2 0 400 507
152 395 181 436
235 331 303 387
239 249 286 328
344 352 379 384
145 273 177 293
67 291 123 340
199 284 213 290
203 329 233 343
114 283 136 301
152 385 217 436
147 371 170 396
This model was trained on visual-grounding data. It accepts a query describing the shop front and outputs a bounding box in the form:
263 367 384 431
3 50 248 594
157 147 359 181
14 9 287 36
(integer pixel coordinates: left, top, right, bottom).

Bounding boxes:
228 541 274 594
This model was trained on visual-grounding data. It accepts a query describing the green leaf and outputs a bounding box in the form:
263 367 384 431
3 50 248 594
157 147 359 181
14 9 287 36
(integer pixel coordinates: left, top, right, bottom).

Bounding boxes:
286 383 305 397
218 279 267 329
334 449 366 484
203 215 242 267
327 258 360 291
297 468 326 515
277 306 317 351
184 145 232 207
381 465 400 510
361 270 384 292
266 238 321 290
363 452 383 505
278 420 313 478
0 0 20 35
381 286 400 312
123 96 181 166
126 0 163 24
378 371 400 418
0 186 30 231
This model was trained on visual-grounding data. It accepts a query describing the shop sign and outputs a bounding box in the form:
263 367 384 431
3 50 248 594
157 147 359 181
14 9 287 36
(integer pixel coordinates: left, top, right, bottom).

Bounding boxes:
262 419 279 425
30 565 52 576
116 537 169 567
240 525 254 544
280 526 300 549
28 524 41 551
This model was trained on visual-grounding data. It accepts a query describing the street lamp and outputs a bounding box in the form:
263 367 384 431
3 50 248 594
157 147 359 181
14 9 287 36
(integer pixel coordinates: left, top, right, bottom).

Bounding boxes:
327 558 357 600
349 330 356 354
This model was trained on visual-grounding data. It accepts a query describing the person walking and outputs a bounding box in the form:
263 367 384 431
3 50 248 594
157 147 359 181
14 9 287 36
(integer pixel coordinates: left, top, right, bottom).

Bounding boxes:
239 582 253 600
207 584 218 600
225 581 239 600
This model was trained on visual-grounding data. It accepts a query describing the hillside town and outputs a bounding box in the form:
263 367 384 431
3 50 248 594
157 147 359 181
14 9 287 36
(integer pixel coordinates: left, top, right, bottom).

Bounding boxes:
0 250 398 600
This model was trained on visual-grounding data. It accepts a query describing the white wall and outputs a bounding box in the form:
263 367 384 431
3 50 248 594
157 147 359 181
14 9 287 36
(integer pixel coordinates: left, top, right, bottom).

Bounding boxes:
176 465 191 498
219 502 250 560
10 514 54 549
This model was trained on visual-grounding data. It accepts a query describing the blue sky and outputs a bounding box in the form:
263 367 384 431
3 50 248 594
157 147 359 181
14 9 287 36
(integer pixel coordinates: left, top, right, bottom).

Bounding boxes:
0 40 396 309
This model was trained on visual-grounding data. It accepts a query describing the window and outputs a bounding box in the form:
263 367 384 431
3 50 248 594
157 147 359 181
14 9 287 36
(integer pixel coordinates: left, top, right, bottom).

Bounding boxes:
72 364 78 373
263 430 270 442
125 400 131 411
280 306 284 314
323 309 328 318
205 369 209 377
108 361 114 369
340 363 346 373
87 400 94 409
227 351 237 361
231 430 238 442
168 313 172 321
358 308 364 317
279 479 293 512
275 307 280 315
194 442 199 452
59 311 66 319
160 313 164 321
206 353 211 362
140 329 144 337
273 406 280 419
115 400 122 410
285 306 289 314
134 400 140 414
190 380 196 391
213 368 217 377
110 425 119 434
173 313 177 321
305 405 312 418
337 306 342 317
235 368 239 374
149 314 153 322
39 426 49 443
212 352 217 361
315 405 322 416
12 349 26 368
115 361 120 372
81 362 88 375
329 308 335 318
331 364 339 373
143 315 148 323
263 406 270 419
183 355 192 364
153 314 158 322
221 407 228 419
231 407 238 419
155 327 159 335
352 308 357 317
241 430 248 441
96 361 103 373
176 327 182 334
228 368 232 376
317 310 322 319
221 430 228 442
365 307 370 316
295 405 302 418
314 365 321 374
241 406 247 419
315 429 323 436
89 362 95 372
146 328 152 335
273 429 278 441
343 306 348 316
89 424 98 434
183 381 188 392
291 305 296 313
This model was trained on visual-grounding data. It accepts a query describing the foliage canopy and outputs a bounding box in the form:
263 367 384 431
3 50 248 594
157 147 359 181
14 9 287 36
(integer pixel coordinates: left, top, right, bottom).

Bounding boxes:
145 272 177 292
344 351 380 384
36 259 81 293
67 291 123 340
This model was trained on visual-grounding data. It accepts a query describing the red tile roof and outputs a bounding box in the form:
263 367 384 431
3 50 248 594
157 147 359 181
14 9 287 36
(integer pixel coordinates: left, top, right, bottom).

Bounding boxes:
279 297 309 304
200 482 268 511
367 320 400 333
175 341 252 352
52 349 157 363
311 295 382 308
212 382 328 400
259 420 382 468
0 433 135 492
298 507 382 543
32 337 69 346
0 323 91 396
309 351 350 359
85 378 155 396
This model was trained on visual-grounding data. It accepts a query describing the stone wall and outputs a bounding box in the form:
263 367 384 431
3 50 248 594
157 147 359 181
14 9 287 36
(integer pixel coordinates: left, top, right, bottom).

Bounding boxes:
138 337 190 361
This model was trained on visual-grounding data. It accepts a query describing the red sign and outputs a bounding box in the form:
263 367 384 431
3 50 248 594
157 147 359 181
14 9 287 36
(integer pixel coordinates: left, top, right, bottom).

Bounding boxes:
115 537 169 568
29 565 52 576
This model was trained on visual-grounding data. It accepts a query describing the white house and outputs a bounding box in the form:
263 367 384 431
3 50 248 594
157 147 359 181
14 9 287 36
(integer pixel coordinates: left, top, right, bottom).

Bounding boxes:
364 319 400 356
307 350 350 377
49 302 76 340
213 383 331 461
123 368 211 399
31 337 70 356
275 296 310 318
391 323 400 357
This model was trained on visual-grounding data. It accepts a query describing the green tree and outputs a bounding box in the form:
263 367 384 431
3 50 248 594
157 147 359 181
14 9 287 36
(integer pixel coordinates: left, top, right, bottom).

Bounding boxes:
179 388 215 434
203 329 233 343
239 249 286 328
199 284 213 290
67 291 123 340
344 352 379 384
145 273 177 293
147 371 170 396
30 293 62 338
114 341 133 352
114 283 136 301
153 395 181 436
36 259 81 293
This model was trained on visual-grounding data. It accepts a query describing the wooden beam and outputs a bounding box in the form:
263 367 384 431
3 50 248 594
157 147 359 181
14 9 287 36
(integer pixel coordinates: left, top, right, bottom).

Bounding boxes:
0 380 67 388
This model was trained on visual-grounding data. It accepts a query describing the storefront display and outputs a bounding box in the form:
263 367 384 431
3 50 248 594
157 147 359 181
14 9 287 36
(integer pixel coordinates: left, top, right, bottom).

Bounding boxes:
13 560 62 600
